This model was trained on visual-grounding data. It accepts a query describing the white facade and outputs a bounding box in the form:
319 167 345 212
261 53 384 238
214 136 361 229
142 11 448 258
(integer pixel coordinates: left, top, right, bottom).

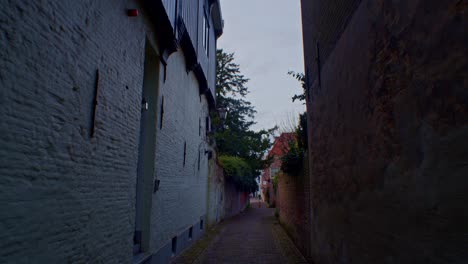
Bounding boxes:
0 0 223 263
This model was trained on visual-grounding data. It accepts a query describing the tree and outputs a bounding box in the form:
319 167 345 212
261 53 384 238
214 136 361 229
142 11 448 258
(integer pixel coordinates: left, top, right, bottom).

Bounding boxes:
215 49 256 132
288 71 306 103
215 49 275 188
216 50 249 97
218 155 257 193
280 71 309 176
296 112 308 151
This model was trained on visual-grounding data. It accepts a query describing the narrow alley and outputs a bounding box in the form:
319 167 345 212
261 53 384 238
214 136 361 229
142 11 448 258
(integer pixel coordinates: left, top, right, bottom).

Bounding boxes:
1 1 466 263
173 199 308 264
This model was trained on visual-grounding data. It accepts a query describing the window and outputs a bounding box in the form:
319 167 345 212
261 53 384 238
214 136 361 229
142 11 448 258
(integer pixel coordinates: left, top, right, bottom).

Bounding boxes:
205 116 210 136
171 236 177 255
200 220 204 230
183 141 187 167
160 96 164 129
198 150 201 171
189 226 193 239
202 10 209 55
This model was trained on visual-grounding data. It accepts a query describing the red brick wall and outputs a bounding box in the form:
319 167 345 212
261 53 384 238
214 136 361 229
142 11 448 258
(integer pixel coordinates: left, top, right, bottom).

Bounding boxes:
301 0 362 85
260 164 276 206
277 155 312 259
262 133 296 206
223 178 250 219
268 182 276 207
239 192 249 208
302 0 467 263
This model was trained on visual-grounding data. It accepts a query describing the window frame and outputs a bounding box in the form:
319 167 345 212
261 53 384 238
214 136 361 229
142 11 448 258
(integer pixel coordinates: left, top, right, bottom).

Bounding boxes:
202 7 210 56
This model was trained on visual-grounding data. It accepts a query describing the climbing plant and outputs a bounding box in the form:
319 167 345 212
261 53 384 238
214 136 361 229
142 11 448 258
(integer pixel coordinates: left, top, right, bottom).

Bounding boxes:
280 140 303 176
219 155 257 192
288 71 306 104
280 71 308 176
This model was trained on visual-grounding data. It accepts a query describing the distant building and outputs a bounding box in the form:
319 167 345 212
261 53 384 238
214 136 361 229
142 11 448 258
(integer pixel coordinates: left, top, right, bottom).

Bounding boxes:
0 1 224 263
261 133 296 205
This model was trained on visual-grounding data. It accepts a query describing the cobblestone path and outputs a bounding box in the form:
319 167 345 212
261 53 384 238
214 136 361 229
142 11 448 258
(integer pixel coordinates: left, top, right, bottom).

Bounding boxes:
173 199 308 264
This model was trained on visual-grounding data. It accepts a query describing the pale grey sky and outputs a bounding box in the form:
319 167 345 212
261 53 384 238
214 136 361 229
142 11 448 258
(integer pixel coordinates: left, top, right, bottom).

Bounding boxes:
218 0 306 132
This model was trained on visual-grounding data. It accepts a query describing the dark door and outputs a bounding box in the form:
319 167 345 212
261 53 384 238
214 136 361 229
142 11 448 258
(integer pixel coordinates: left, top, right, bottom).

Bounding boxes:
134 40 159 254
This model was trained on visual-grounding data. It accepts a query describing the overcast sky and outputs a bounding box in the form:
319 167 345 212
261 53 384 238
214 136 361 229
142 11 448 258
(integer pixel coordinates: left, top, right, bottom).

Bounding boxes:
218 0 306 132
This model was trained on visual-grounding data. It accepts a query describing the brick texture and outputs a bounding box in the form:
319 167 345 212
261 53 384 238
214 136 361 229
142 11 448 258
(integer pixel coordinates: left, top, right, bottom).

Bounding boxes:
301 0 361 85
277 165 312 260
261 133 296 207
0 0 221 263
194 203 289 264
174 200 309 264
302 0 468 263
206 154 225 228
206 160 250 228
223 179 250 219
0 1 147 263
150 46 212 255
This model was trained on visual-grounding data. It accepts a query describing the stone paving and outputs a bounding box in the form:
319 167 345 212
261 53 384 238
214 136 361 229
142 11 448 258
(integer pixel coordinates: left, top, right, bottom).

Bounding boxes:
172 199 308 264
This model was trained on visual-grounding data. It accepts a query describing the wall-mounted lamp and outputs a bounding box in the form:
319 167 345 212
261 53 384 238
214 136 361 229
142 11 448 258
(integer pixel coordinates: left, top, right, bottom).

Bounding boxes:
218 107 228 122
142 98 148 111
204 150 213 160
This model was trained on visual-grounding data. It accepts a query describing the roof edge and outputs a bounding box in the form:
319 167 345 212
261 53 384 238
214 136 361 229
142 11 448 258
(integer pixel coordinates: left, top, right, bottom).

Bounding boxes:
210 0 223 38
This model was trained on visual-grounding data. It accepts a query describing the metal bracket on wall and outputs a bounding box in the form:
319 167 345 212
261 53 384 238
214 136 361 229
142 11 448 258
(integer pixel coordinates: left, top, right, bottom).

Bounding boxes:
160 96 164 129
183 141 187 166
91 69 100 138
316 42 321 89
153 179 160 193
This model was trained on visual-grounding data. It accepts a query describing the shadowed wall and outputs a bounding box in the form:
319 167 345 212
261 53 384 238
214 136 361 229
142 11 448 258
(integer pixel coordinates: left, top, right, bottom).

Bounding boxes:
302 0 467 263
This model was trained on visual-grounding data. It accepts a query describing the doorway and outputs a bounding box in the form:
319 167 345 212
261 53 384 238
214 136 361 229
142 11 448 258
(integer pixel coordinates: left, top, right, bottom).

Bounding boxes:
134 39 160 254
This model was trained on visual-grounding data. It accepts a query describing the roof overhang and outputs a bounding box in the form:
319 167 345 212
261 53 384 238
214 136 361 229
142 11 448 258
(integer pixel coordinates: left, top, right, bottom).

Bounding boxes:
209 0 223 38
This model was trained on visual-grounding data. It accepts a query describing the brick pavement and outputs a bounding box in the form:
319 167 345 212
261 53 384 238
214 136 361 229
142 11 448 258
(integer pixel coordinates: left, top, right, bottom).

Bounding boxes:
173 199 308 264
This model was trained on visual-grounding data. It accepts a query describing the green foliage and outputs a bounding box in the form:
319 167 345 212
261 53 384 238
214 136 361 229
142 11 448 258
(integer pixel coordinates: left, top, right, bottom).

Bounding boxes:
296 112 308 150
280 65 308 175
219 155 250 179
216 49 255 131
215 49 276 189
281 141 304 176
216 50 249 97
219 155 257 192
288 71 306 104
214 127 274 172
